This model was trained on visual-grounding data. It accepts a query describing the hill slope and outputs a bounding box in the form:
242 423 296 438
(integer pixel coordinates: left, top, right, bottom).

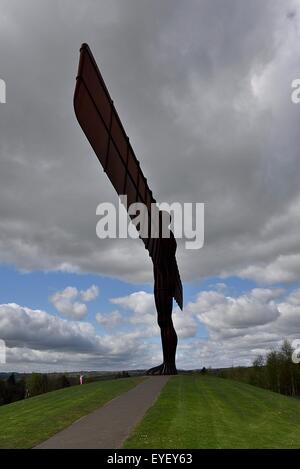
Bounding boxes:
124 375 300 448
0 377 142 448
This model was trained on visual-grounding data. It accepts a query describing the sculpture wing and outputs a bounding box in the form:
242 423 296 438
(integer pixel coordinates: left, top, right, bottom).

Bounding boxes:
74 43 183 309
173 262 183 310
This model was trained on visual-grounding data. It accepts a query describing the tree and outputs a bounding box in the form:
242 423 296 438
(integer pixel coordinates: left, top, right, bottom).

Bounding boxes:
279 340 296 396
7 373 16 386
253 354 265 368
250 354 266 388
0 375 25 405
266 350 280 393
58 374 70 389
0 380 7 406
27 374 49 397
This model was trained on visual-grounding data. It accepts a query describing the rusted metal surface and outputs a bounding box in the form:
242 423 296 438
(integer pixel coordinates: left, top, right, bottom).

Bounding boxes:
74 43 182 310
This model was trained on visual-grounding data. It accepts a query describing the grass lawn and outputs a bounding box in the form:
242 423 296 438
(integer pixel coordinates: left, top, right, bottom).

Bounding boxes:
0 377 142 448
124 375 300 449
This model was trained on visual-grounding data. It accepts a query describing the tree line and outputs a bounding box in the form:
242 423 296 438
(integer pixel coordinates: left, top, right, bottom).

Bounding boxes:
0 370 132 407
216 339 300 397
0 373 72 406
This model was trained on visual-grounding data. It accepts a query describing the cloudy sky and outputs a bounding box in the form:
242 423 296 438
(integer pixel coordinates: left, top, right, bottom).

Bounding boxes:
1 0 300 372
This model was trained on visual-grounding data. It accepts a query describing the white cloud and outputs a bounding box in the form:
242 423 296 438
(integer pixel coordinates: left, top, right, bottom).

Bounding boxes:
3 282 300 371
0 303 99 352
250 288 284 301
111 291 155 315
0 302 152 371
284 289 300 306
50 286 87 319
95 310 122 328
50 285 99 319
173 307 198 339
111 292 158 337
112 291 197 339
187 288 281 335
80 285 99 302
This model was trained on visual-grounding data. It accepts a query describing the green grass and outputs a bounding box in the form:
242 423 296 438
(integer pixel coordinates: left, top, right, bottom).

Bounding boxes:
0 377 142 448
124 375 300 449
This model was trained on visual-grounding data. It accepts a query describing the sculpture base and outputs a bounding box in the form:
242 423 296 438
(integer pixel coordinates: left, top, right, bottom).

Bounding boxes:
146 363 178 376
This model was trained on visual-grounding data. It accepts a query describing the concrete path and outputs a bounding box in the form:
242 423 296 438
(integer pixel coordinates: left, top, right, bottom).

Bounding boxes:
36 376 169 449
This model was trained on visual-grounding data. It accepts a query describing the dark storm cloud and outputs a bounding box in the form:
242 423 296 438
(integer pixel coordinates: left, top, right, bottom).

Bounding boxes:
1 0 300 284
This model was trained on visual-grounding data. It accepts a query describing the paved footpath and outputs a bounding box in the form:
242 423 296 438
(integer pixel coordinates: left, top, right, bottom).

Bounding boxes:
36 376 169 449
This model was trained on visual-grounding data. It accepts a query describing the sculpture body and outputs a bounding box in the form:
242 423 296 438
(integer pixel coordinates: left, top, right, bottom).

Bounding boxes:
148 228 178 375
74 44 183 374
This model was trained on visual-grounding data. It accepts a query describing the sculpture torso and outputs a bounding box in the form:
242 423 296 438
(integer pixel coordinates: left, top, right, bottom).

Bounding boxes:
153 230 177 292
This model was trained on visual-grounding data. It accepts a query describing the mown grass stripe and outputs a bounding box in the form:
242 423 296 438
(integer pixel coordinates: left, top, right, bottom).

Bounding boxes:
123 376 300 449
0 377 142 448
